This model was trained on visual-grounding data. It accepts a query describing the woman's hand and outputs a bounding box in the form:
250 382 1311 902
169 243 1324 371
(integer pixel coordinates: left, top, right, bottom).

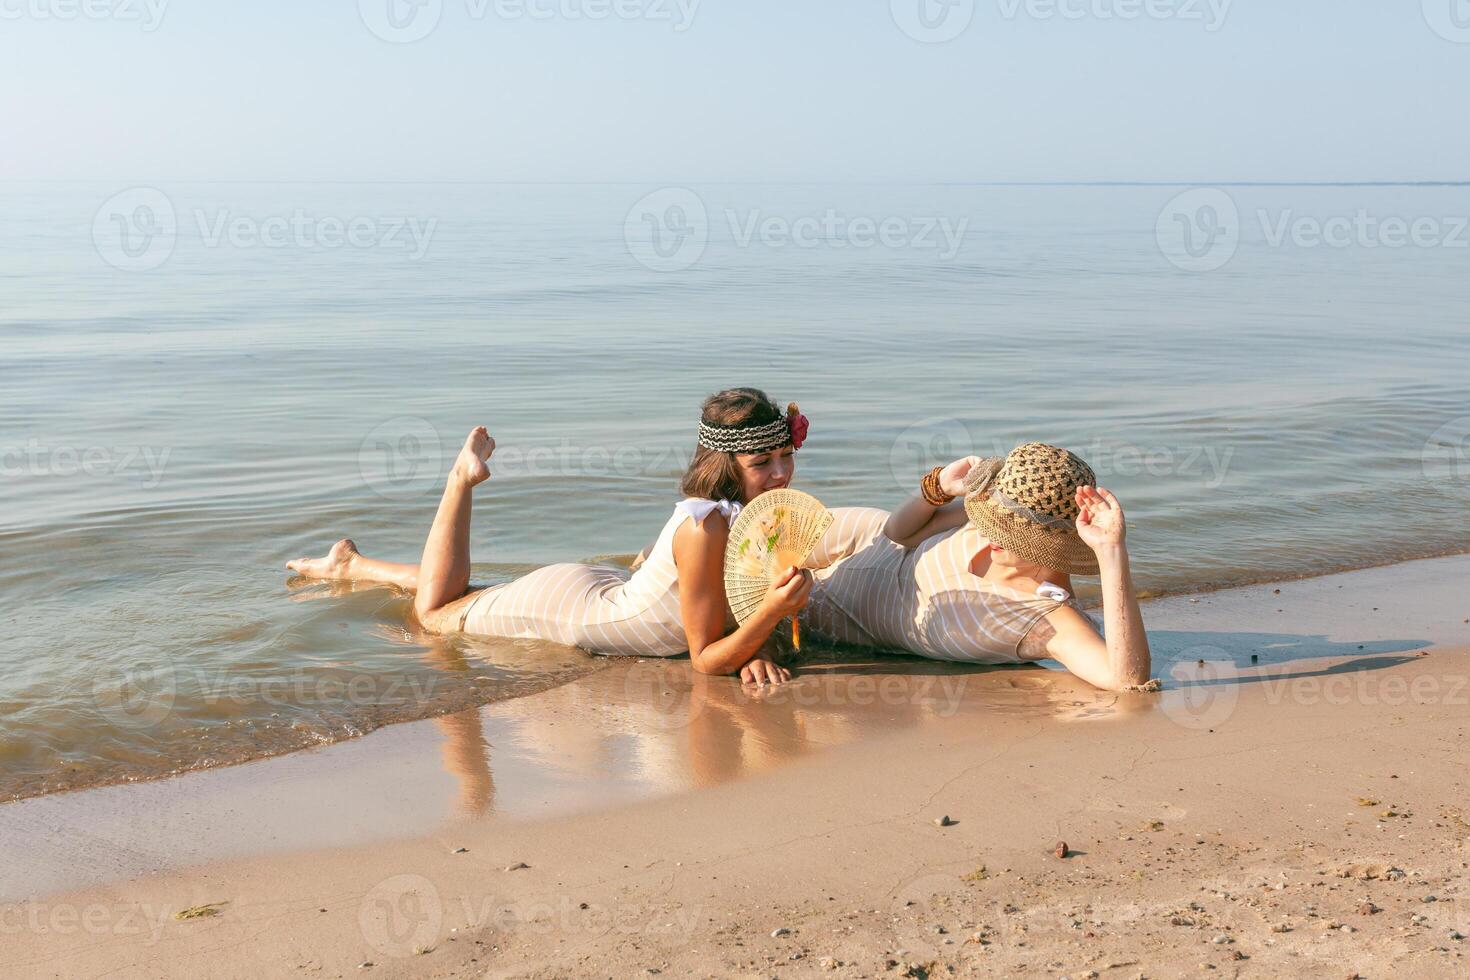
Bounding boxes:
760 566 812 619
740 656 791 685
1076 485 1126 551
938 455 983 498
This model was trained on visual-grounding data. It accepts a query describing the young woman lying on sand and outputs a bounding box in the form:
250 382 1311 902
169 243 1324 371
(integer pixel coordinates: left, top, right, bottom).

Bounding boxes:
798 444 1151 691
287 388 812 685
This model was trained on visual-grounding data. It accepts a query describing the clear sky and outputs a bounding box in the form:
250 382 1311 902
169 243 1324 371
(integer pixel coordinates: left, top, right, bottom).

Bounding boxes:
3 0 1467 182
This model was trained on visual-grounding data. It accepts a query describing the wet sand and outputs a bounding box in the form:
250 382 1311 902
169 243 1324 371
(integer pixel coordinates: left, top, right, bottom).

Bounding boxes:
3 554 1468 978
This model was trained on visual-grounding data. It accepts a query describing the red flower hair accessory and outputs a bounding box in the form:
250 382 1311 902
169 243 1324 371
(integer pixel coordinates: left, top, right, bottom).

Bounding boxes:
786 402 809 450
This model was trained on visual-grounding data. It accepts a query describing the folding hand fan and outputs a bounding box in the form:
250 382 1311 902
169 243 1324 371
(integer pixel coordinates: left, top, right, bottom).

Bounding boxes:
722 488 833 650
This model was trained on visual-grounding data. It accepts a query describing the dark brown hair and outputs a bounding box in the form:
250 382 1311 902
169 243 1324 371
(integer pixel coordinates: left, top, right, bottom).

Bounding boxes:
680 388 785 503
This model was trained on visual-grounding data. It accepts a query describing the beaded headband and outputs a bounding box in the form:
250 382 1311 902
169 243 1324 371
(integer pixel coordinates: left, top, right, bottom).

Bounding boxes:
698 402 809 455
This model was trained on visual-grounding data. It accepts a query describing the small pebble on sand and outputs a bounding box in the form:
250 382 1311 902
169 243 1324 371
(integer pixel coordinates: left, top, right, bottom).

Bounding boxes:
771 927 791 938
934 815 955 827
505 862 530 871
1055 841 1069 859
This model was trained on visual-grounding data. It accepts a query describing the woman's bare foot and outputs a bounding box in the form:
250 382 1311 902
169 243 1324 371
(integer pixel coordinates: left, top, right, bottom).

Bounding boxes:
286 538 360 580
452 426 495 488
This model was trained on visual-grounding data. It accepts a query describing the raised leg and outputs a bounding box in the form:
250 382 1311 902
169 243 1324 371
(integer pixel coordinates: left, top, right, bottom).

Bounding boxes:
414 426 495 618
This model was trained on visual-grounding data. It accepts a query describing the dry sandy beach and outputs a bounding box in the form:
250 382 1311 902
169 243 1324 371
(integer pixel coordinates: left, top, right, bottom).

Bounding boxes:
4 555 1468 979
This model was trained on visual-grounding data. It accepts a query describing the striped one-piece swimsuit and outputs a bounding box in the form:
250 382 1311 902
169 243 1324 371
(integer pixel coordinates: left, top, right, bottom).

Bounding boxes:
802 507 1080 663
458 498 740 657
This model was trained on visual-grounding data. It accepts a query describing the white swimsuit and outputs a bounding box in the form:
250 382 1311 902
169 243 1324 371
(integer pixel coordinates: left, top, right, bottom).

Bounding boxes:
458 498 741 657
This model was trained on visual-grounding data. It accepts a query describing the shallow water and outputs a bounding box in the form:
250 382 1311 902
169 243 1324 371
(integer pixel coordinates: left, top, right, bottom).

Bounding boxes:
2 181 1467 800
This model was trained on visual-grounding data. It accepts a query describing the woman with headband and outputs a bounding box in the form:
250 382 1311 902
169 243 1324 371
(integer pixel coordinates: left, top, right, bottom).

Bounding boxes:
800 444 1152 691
287 388 811 685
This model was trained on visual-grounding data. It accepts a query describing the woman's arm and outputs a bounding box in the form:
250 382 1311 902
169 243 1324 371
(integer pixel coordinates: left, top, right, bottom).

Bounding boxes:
1021 487 1151 690
883 456 979 549
672 512 810 680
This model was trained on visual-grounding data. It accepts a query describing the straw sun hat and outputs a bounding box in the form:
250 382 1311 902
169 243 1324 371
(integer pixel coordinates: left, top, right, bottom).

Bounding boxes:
962 443 1100 576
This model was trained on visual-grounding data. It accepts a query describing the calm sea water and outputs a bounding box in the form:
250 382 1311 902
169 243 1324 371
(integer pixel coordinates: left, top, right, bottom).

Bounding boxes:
2 181 1467 800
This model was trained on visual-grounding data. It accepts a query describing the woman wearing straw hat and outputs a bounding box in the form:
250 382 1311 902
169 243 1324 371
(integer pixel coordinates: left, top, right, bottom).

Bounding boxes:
286 388 812 685
802 443 1151 691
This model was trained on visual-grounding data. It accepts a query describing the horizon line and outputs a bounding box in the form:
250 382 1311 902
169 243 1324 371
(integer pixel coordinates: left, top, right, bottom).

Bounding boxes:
3 178 1469 188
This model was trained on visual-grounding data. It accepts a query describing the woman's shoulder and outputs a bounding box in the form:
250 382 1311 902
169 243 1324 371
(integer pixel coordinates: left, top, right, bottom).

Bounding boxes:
672 497 743 528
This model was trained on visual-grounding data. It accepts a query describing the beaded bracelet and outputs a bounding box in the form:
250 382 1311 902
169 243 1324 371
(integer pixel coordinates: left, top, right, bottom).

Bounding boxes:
920 465 954 506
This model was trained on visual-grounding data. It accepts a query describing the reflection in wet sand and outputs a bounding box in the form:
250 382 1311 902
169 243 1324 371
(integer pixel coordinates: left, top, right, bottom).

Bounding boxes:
434 709 494 817
426 649 1139 817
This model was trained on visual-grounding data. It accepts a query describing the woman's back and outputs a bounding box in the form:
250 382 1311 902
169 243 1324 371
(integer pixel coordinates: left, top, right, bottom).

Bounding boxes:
459 499 739 657
806 507 1073 663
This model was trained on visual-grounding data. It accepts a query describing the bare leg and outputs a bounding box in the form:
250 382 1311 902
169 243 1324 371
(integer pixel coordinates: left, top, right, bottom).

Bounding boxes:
286 539 421 591
415 426 494 618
